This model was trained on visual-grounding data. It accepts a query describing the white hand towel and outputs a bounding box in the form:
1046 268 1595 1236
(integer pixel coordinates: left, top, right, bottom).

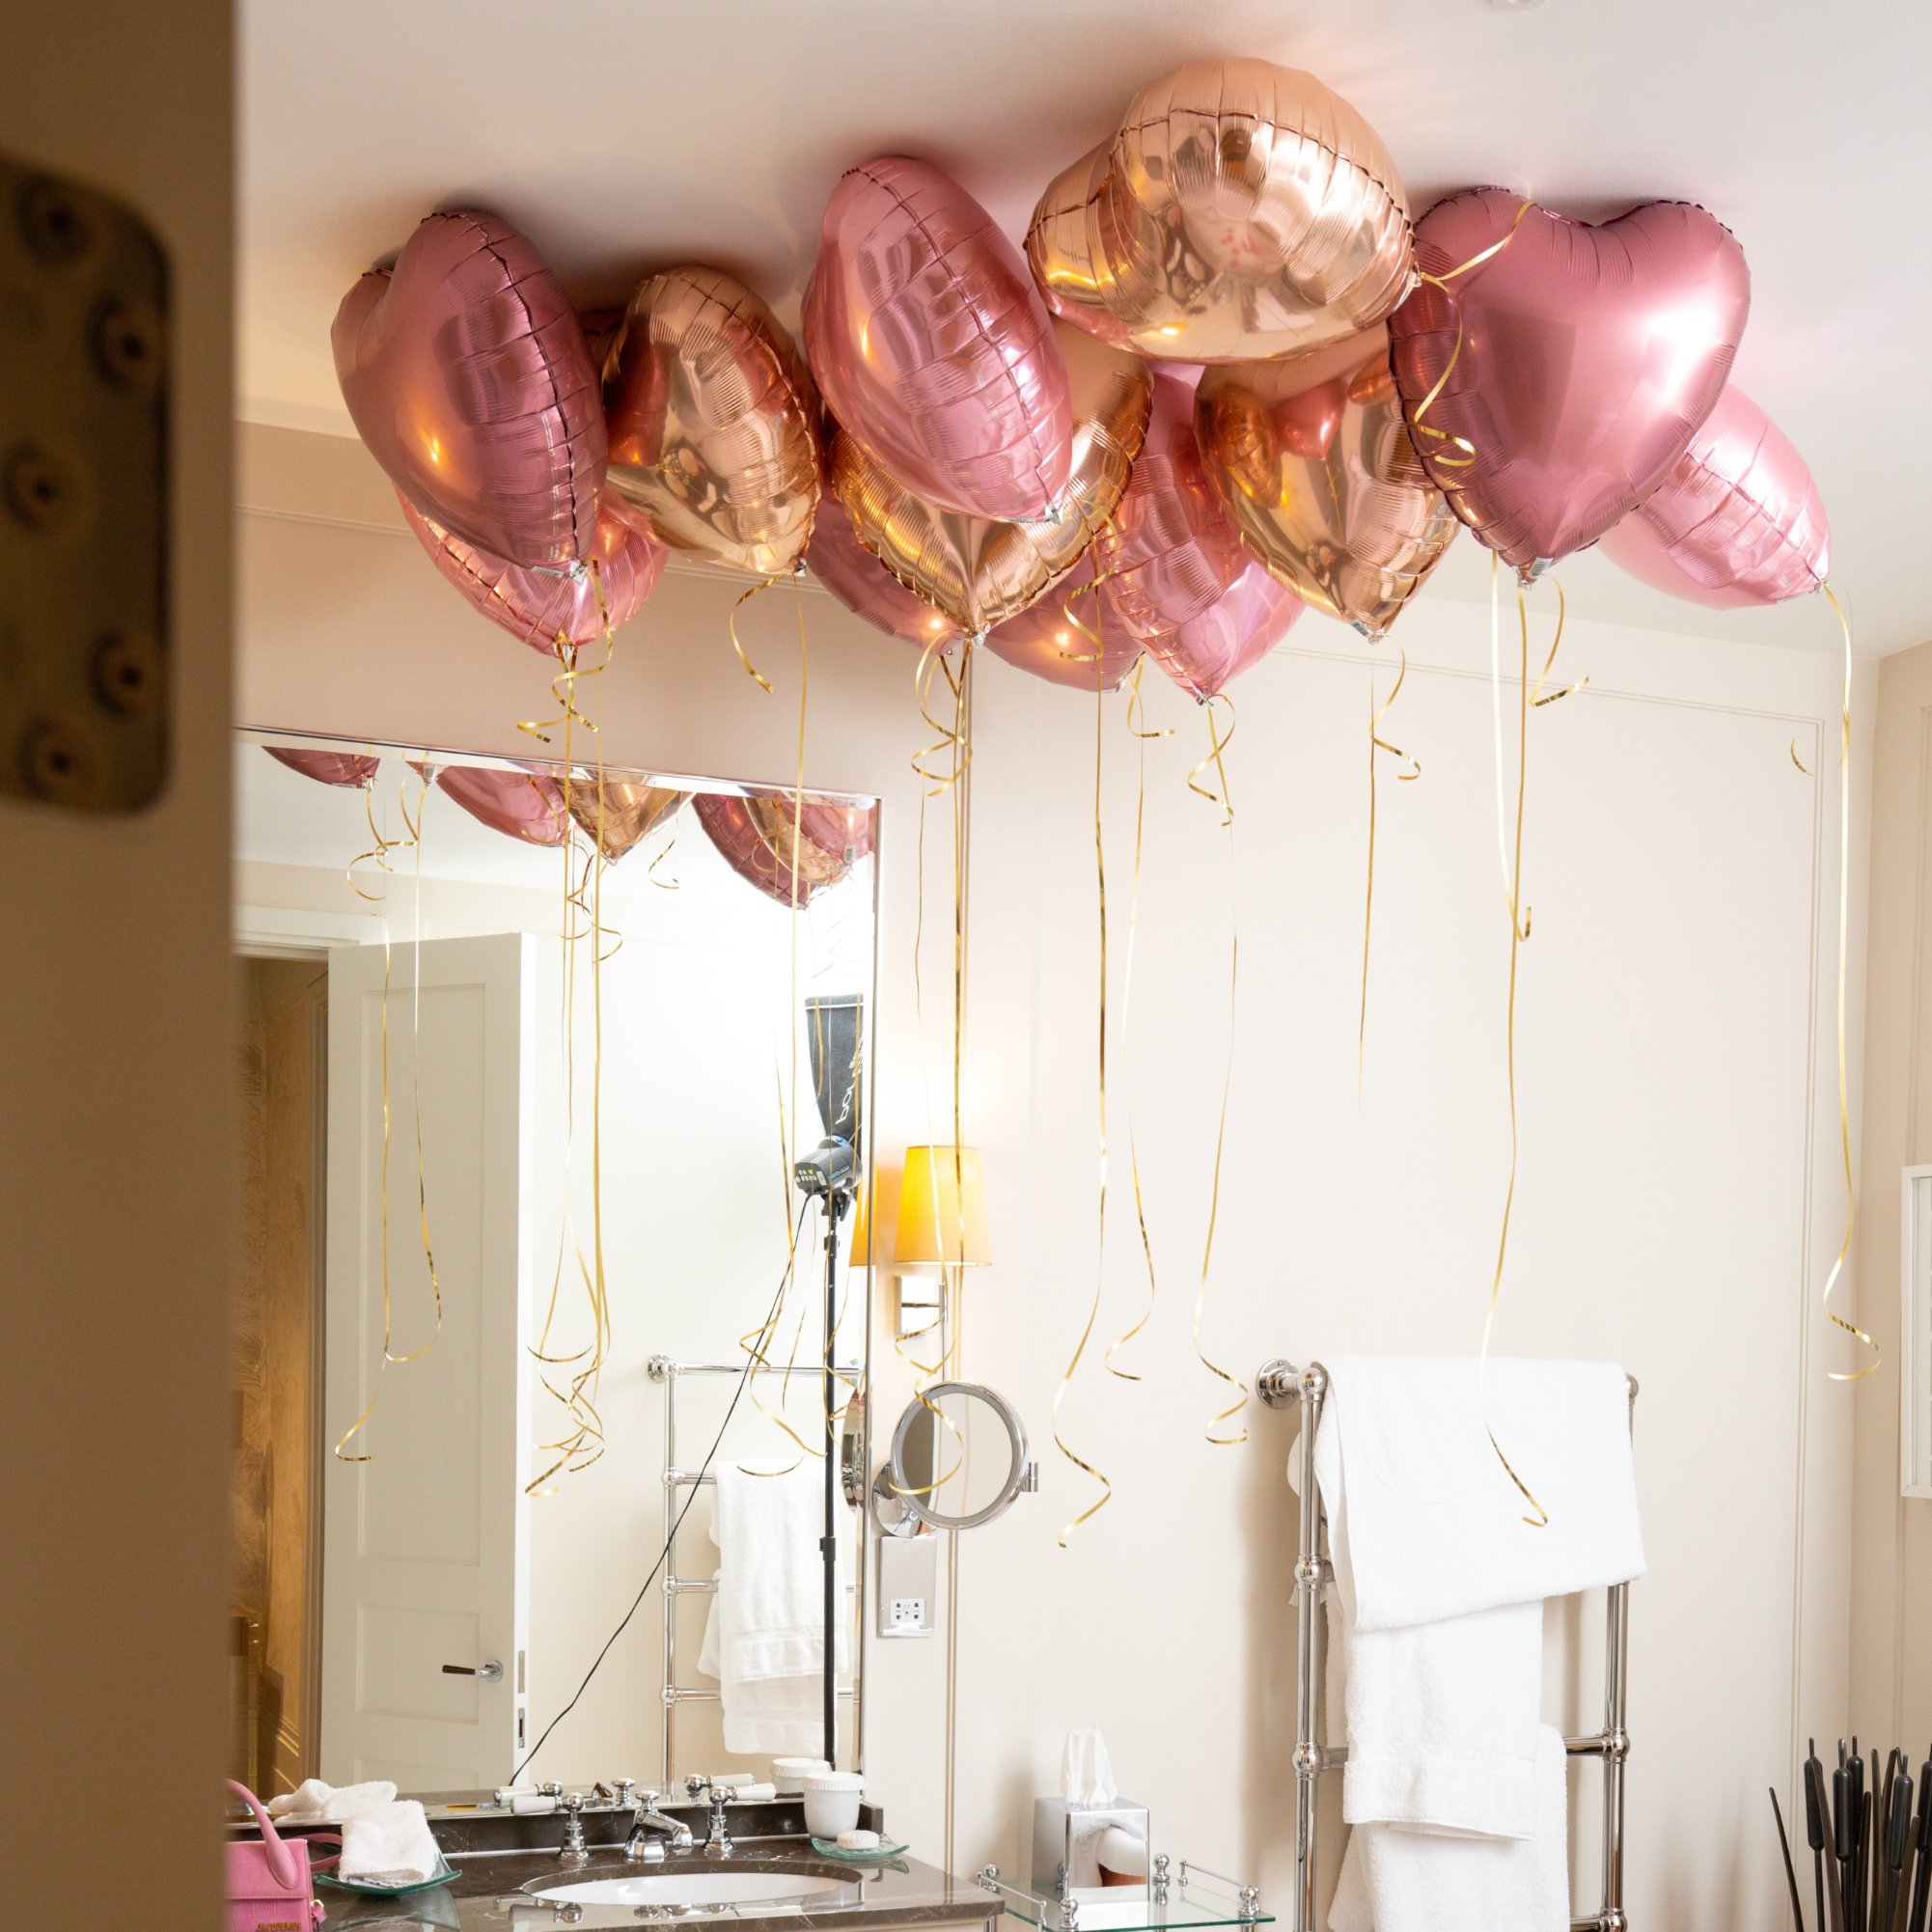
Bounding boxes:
697 1460 851 1755
1315 1356 1643 1632
266 1778 399 1824
337 1799 442 1883
1329 1725 1569 1932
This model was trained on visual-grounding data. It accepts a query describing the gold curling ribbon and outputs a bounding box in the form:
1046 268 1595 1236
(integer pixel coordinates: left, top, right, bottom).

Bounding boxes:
1409 199 1533 475
1188 699 1250 1448
1359 645 1421 1094
1476 572 1568 1529
727 566 793 694
1050 577 1119 1545
1106 661 1173 1381
1809 586 1878 1382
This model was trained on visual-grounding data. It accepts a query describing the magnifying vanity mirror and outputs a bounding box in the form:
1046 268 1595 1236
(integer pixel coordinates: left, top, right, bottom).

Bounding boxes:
874 1382 1037 1534
228 728 877 1800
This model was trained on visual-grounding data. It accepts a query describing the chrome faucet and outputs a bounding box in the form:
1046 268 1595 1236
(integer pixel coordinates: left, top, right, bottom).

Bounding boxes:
623 1788 694 1863
703 1781 733 1858
557 1792 591 1869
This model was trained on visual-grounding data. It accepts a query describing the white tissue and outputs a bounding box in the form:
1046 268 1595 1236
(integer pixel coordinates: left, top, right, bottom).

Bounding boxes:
1061 1730 1118 1806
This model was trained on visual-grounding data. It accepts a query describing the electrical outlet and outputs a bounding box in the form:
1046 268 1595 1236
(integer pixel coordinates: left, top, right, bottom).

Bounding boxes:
876 1532 937 1638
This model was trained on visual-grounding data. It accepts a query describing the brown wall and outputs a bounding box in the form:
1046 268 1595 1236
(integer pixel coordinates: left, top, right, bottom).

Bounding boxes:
0 4 234 1925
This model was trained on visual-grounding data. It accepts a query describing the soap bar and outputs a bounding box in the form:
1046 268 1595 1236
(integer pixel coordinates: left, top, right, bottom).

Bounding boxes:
837 1830 880 1851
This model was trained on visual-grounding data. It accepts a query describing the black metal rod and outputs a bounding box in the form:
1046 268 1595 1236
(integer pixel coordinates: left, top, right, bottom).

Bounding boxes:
821 1199 842 1769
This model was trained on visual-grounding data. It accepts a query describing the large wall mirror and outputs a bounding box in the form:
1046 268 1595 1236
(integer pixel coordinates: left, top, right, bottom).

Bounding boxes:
229 729 877 1799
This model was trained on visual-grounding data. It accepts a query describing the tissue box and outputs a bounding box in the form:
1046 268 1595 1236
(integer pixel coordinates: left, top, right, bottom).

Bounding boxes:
1031 1796 1151 1898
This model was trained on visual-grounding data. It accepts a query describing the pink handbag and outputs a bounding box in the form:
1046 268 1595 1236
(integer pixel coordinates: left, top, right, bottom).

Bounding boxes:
226 1780 325 1932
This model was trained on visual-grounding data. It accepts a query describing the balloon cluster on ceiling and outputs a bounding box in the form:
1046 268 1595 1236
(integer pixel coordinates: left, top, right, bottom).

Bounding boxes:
324 55 1829 844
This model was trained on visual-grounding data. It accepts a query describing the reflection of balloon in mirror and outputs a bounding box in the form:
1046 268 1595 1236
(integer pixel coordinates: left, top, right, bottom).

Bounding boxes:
1026 60 1414 365
807 496 959 652
433 765 570 846
1097 372 1303 697
806 155 1072 521
982 555 1140 692
264 746 379 788
332 209 604 567
1196 323 1457 640
1388 188 1751 577
829 321 1152 635
566 779 688 861
602 265 820 576
1598 386 1828 608
692 791 867 908
400 494 665 654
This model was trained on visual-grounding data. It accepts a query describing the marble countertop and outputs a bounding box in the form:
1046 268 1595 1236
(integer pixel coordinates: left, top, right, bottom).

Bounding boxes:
314 1843 1000 1932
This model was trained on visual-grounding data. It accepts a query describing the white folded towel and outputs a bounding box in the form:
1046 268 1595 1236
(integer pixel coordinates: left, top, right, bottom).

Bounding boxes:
1315 1356 1644 1631
265 1778 399 1825
698 1460 851 1755
337 1799 442 1883
1329 1725 1570 1932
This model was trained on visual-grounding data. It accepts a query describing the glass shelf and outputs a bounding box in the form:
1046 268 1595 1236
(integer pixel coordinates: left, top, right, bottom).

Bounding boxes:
982 1871 1273 1932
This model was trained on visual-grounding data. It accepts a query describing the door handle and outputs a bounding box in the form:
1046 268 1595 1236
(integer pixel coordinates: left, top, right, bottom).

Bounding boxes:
441 1661 504 1682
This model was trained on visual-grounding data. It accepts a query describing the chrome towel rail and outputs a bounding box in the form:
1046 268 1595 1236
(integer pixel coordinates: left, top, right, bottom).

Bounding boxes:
1257 1359 1636 1932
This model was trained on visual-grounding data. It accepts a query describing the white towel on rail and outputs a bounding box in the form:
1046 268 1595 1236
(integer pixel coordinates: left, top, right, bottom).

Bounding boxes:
1328 1724 1570 1932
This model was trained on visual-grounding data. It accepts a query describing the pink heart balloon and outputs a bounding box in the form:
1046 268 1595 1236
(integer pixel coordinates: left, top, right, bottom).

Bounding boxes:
333 209 605 568
263 747 379 788
433 765 570 847
804 157 1072 522
982 555 1140 693
1095 373 1302 699
691 792 862 909
1598 386 1828 608
807 496 960 653
1388 190 1750 577
400 493 665 655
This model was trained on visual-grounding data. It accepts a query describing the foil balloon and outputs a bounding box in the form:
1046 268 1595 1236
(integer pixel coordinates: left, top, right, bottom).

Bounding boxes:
1096 372 1303 697
1196 324 1458 639
830 320 1152 635
263 746 379 787
602 266 820 577
1598 386 1828 608
983 554 1141 692
332 209 604 567
1388 189 1751 578
434 765 569 847
807 496 960 652
400 494 665 655
805 156 1072 521
566 779 688 862
1026 60 1414 365
692 791 863 909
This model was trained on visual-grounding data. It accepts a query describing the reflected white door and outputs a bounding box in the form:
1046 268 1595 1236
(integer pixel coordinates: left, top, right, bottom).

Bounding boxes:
320 934 534 1790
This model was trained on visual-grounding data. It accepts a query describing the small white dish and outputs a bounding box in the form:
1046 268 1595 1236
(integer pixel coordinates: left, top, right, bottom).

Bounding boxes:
800 1770 864 1839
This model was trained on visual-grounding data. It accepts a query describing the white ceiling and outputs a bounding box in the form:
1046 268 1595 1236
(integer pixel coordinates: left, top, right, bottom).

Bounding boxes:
239 0 1931 654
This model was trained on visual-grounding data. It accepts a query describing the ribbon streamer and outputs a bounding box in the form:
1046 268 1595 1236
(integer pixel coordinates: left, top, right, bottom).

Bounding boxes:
1409 199 1533 474
1359 645 1421 1092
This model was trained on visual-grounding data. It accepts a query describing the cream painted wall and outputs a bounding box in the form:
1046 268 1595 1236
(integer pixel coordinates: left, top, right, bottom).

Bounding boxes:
1850 638 1932 1751
239 420 1875 1931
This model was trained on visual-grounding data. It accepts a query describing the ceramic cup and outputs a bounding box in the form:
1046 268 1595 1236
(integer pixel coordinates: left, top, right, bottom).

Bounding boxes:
801 1770 864 1839
771 1756 830 1797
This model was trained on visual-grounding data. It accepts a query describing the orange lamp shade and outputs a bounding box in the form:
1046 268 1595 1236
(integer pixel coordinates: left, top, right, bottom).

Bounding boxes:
894 1146 991 1267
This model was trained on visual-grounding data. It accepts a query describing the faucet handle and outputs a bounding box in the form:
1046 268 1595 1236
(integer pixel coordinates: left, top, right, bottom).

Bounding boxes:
685 1775 710 1802
610 1780 637 1810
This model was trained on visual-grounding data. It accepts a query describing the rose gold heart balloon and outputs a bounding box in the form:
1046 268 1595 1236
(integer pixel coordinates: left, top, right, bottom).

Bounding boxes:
806 156 1072 521
1197 324 1458 640
1598 386 1827 608
332 209 604 568
263 747 379 788
566 780 688 862
692 791 862 908
982 554 1141 692
400 494 665 655
1026 60 1415 365
830 321 1152 635
601 266 820 578
434 765 570 847
807 496 960 652
1389 189 1751 578
1094 373 1303 696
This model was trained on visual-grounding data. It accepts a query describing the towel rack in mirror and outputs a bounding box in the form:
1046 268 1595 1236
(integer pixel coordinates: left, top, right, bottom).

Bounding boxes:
1256 1360 1637 1932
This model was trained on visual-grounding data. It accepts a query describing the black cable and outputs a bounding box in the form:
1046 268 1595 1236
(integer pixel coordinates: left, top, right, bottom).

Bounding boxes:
510 1201 811 1784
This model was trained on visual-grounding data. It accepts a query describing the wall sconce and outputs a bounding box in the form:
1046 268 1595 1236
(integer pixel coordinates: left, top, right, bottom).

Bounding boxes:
889 1145 989 1349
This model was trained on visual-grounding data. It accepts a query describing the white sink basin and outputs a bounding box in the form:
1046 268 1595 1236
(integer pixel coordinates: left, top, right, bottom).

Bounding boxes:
531 1869 848 1909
